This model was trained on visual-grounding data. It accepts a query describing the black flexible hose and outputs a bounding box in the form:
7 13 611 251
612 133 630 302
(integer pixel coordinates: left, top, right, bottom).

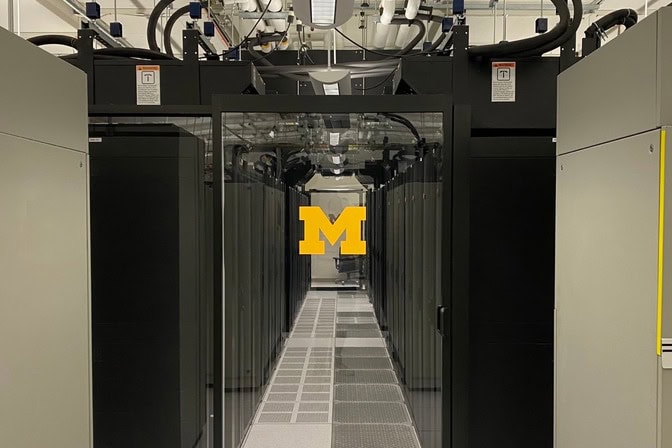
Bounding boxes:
95 47 177 60
511 0 583 58
60 54 126 60
164 4 190 57
468 0 570 58
426 32 446 53
28 34 78 48
585 9 638 38
381 113 421 142
147 0 175 51
442 32 455 52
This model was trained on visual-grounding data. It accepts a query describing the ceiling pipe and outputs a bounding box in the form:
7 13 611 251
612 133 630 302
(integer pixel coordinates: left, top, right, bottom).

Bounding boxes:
373 22 391 48
395 22 411 47
405 0 422 19
380 0 396 24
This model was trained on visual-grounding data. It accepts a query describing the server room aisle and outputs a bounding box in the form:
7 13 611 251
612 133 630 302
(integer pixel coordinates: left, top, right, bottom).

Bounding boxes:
242 290 422 448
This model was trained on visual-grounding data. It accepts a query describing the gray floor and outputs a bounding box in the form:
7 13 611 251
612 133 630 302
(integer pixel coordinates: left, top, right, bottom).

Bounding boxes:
242 290 422 448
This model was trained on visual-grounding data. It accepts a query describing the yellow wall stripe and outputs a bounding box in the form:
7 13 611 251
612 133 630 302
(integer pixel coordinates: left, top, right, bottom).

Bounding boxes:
658 129 667 356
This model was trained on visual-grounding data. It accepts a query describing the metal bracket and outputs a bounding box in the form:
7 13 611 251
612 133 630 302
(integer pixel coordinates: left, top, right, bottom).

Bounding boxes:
437 306 450 335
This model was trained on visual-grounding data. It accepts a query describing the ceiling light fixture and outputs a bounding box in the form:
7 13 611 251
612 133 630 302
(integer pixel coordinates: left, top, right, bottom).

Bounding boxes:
293 0 353 29
309 69 352 95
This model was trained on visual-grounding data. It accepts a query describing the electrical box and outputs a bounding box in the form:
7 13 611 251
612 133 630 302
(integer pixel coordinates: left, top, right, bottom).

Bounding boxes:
110 21 123 37
203 21 215 37
442 16 454 33
85 2 100 20
189 1 202 19
452 0 465 15
556 7 672 448
535 17 548 33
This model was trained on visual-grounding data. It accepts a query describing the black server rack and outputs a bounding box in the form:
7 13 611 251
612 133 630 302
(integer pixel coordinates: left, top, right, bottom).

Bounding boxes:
222 155 310 448
89 124 209 448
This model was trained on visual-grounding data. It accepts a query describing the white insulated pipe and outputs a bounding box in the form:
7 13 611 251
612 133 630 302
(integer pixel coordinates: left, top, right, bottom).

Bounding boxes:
243 0 257 12
373 22 391 49
386 25 399 47
259 0 286 32
379 0 396 25
405 0 421 20
395 23 411 47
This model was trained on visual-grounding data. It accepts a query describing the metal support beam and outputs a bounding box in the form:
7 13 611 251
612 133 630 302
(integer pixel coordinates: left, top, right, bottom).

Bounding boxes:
7 0 19 34
60 0 132 47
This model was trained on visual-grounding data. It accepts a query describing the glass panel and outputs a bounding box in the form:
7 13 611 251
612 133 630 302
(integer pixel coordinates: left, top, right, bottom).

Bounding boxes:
222 113 309 448
221 111 443 448
88 116 214 448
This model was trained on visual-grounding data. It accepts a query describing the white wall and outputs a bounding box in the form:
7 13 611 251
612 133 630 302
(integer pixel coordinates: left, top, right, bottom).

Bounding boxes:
305 174 366 282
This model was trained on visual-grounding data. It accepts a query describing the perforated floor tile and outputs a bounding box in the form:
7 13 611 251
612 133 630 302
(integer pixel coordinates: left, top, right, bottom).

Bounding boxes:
334 384 404 402
332 424 421 448
297 413 330 423
335 347 389 358
244 291 420 448
263 402 295 412
333 403 411 424
335 330 383 338
334 357 393 370
334 338 386 348
258 413 293 423
337 312 376 318
334 370 398 384
336 323 379 330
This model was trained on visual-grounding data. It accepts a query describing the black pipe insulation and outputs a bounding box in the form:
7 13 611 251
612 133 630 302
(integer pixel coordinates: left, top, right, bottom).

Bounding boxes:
441 32 455 52
468 0 570 58
27 34 78 48
94 47 177 60
164 4 190 57
585 9 638 38
29 34 175 60
147 0 175 51
60 54 125 60
426 32 447 53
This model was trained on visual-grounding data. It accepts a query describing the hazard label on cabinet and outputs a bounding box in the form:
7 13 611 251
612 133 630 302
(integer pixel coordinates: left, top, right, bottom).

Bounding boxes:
491 62 516 103
136 65 161 106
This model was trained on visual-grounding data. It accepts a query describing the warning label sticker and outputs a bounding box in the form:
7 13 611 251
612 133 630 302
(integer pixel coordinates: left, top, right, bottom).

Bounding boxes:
491 62 516 103
136 65 161 106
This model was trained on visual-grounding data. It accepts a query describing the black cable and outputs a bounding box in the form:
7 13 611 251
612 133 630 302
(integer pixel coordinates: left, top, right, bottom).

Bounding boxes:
425 32 447 53
353 70 397 91
468 0 570 57
584 9 638 38
60 54 125 60
27 34 78 48
147 0 175 51
381 113 421 142
95 47 177 60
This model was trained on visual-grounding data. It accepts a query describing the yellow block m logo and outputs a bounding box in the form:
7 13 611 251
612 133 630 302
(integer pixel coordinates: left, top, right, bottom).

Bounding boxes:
299 206 366 255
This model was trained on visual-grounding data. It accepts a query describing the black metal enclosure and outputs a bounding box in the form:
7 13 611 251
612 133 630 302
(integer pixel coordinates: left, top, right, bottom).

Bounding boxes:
89 124 209 448
76 22 562 448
